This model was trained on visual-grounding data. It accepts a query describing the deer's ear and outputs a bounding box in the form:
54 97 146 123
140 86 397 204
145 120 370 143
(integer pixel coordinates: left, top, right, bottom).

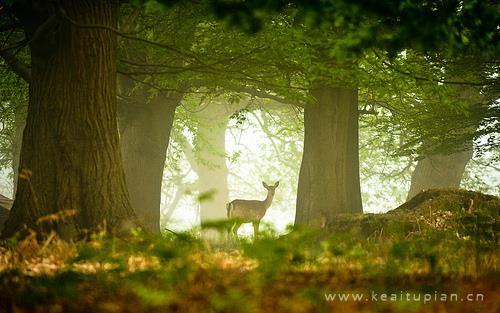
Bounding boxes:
274 181 280 187
262 181 269 188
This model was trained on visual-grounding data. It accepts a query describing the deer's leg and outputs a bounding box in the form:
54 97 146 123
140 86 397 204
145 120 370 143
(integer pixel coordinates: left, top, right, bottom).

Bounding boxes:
227 221 233 240
231 222 242 238
252 221 260 237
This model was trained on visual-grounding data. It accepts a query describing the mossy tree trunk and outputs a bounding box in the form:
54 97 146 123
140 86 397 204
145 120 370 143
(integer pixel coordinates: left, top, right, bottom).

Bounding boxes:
295 86 362 227
2 0 136 237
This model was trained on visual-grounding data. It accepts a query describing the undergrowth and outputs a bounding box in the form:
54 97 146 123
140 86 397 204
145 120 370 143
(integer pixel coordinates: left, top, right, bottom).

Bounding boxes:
0 189 498 313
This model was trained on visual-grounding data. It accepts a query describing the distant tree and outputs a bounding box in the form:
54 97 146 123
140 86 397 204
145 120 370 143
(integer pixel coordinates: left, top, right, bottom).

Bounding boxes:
177 100 233 223
178 96 293 224
119 82 182 233
407 150 473 199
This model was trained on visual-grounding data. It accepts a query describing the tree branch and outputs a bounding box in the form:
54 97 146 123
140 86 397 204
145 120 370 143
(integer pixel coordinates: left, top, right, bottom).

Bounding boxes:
358 109 377 115
0 49 30 82
237 86 304 108
58 8 205 65
0 22 22 33
372 50 494 87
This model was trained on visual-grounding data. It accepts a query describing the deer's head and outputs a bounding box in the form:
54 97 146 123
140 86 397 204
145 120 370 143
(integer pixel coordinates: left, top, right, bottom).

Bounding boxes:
262 181 280 196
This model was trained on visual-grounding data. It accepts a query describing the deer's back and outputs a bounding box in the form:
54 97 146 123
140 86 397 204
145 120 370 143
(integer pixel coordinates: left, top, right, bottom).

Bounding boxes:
228 199 267 222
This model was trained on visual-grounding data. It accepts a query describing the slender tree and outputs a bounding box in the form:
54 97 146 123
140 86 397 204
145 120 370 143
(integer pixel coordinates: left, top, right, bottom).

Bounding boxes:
191 104 231 223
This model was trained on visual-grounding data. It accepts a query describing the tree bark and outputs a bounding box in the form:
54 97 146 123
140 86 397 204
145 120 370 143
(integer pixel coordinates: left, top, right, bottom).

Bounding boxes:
119 91 182 233
295 86 363 227
2 0 136 238
407 145 473 200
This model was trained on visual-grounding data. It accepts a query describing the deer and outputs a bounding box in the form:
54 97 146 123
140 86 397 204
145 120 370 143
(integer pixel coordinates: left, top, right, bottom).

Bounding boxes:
226 181 279 238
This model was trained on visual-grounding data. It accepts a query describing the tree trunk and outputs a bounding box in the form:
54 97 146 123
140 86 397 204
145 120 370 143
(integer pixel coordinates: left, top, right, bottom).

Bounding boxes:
119 92 181 233
295 86 363 227
2 0 135 238
181 103 232 224
195 118 229 223
407 145 473 200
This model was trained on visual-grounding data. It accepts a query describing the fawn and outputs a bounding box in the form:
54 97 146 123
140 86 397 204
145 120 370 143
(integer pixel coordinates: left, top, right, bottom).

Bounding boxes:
226 181 279 237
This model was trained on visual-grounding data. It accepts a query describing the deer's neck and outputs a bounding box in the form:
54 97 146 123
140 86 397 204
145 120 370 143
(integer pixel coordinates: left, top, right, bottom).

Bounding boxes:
263 192 274 209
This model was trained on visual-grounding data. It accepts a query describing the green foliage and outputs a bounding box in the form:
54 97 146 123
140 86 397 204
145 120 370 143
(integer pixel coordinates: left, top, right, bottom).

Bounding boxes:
0 65 27 194
207 0 499 56
119 0 500 171
359 49 499 159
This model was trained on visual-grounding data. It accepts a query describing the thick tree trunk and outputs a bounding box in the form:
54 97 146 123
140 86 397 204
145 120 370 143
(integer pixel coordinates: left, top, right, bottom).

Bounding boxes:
2 0 135 237
295 86 362 227
407 145 473 200
119 92 181 233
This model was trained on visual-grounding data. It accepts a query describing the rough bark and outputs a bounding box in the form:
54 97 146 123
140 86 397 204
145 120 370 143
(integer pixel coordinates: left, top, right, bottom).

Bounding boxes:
295 86 363 227
407 145 473 200
119 90 182 233
2 0 135 238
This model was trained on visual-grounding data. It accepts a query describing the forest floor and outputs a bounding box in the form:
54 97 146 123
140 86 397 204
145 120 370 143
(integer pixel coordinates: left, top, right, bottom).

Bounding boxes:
0 189 498 313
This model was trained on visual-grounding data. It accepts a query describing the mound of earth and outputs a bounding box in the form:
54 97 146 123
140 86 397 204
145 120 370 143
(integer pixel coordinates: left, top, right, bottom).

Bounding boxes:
394 189 500 214
325 189 499 238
